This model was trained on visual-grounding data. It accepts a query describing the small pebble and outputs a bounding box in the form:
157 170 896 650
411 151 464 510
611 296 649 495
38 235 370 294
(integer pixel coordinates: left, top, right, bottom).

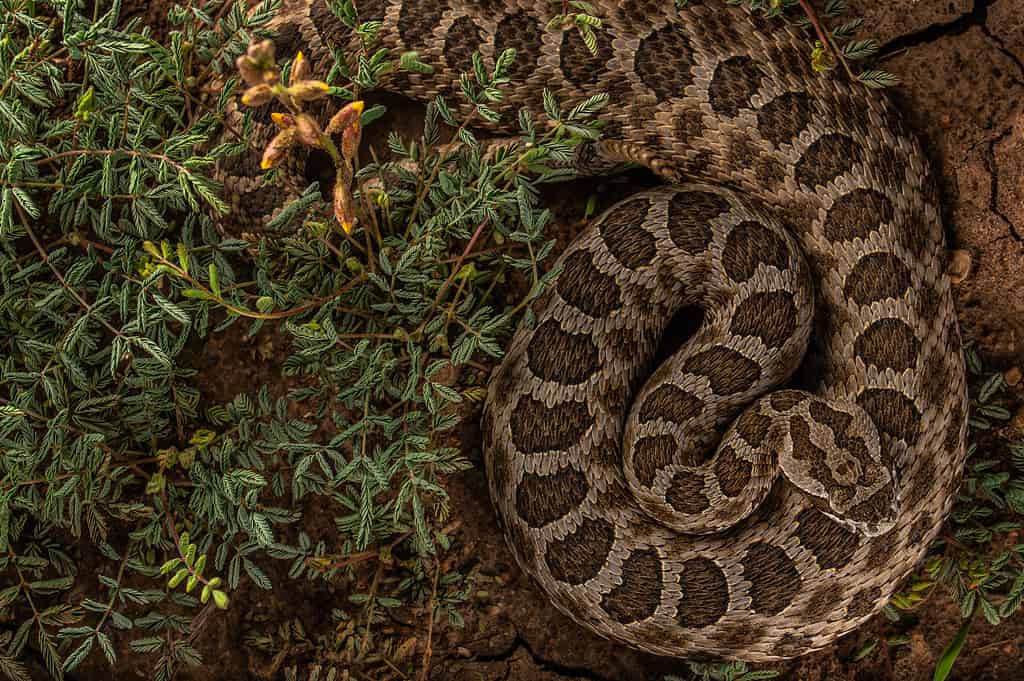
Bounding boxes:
1004 367 1022 387
947 249 972 284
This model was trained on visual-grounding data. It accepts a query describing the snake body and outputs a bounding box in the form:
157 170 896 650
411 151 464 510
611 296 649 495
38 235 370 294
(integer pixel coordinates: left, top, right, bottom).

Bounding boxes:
239 0 969 661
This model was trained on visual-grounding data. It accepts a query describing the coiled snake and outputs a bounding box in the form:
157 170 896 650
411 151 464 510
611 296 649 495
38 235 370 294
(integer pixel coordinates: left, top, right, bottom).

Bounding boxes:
238 0 968 661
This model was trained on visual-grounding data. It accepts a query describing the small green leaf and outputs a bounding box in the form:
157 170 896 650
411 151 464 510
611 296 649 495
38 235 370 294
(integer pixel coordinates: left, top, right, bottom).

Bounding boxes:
176 243 190 274
212 589 229 609
168 567 189 589
208 263 221 297
933 616 972 681
159 558 181 575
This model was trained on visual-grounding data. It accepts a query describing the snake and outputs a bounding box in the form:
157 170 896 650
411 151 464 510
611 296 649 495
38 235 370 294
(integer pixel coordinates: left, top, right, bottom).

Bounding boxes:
227 0 969 662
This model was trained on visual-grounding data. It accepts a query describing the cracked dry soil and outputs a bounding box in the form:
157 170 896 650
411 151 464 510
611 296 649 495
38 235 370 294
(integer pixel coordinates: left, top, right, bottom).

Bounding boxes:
69 1 1024 680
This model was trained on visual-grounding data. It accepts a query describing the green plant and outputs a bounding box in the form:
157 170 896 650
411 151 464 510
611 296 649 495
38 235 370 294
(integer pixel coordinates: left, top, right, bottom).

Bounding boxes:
0 0 606 678
875 346 1024 678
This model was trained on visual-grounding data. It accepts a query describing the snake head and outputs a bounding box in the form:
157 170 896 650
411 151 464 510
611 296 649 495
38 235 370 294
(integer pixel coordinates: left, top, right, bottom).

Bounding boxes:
777 396 900 537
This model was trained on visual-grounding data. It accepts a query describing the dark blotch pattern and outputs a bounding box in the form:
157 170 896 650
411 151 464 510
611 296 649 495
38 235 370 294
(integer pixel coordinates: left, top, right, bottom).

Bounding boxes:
546 517 615 585
921 348 950 411
397 0 445 48
310 0 356 47
684 346 762 396
795 133 861 189
527 320 600 385
945 395 967 454
666 472 711 514
667 191 730 254
635 26 695 101
824 189 895 243
758 92 814 147
722 221 790 283
796 508 859 570
494 12 542 83
715 446 752 497
743 543 801 615
854 318 920 372
600 199 657 269
731 291 798 348
676 558 729 627
632 435 678 487
273 22 305 63
770 390 805 412
516 467 589 528
844 253 912 305
238 186 278 220
805 583 844 618
639 384 705 424
510 397 592 453
674 110 706 145
708 56 764 117
444 16 484 75
561 25 614 88
847 586 881 618
557 251 622 318
601 549 664 623
857 388 922 444
735 410 772 447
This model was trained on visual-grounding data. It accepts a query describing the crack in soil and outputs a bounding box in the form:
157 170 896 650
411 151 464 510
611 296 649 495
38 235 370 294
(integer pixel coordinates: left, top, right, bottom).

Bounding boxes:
880 0 1024 88
467 631 622 681
983 125 1023 243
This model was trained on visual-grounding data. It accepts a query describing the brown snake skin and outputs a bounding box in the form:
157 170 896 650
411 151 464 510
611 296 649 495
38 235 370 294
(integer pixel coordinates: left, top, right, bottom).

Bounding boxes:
235 0 969 661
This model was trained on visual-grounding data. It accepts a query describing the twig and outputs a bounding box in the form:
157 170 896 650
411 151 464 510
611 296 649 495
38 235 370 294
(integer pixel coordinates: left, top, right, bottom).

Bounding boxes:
796 0 858 82
418 560 441 681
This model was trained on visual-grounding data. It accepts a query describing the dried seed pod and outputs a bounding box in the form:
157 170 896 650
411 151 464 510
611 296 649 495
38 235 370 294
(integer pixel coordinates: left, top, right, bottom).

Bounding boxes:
295 114 322 148
341 121 361 160
241 84 273 107
291 50 310 83
261 128 297 170
327 100 365 134
247 39 276 66
236 55 263 87
333 180 357 234
289 80 330 102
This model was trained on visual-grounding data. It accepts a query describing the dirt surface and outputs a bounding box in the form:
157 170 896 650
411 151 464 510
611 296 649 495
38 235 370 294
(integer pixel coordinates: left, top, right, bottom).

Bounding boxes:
57 2 1024 680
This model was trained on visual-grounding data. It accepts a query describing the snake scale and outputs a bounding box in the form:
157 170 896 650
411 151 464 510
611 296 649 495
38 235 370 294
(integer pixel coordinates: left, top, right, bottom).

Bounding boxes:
234 0 969 662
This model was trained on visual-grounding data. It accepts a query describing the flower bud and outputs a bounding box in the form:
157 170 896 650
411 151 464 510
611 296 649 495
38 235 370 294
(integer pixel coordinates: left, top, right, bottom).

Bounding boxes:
333 181 357 234
291 50 310 83
289 80 330 102
240 84 273 107
326 100 364 135
261 128 297 170
295 114 322 148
